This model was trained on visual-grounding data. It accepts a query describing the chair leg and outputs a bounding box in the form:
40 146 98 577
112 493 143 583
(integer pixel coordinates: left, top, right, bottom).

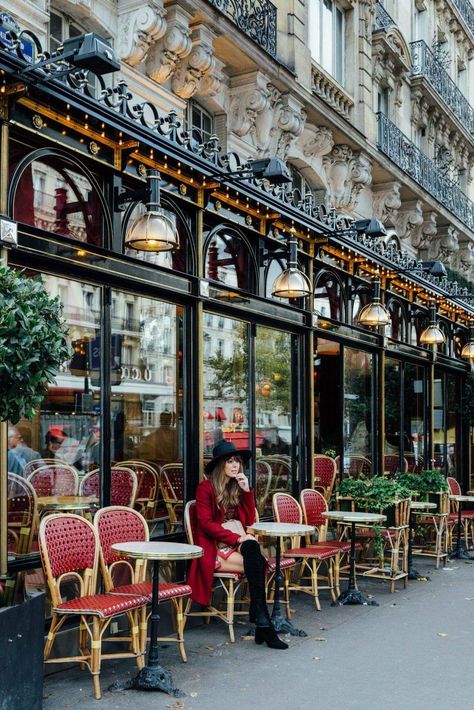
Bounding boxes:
44 613 61 661
174 597 187 663
79 620 89 670
226 579 235 644
328 561 336 603
310 560 321 612
91 617 102 700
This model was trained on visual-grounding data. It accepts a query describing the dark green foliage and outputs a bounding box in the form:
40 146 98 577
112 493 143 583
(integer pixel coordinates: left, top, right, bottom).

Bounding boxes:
0 266 70 423
397 469 448 495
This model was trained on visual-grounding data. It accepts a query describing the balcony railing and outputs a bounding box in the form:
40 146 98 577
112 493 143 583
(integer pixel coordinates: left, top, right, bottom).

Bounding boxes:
410 40 474 134
206 0 277 58
452 0 474 36
377 112 474 232
373 1 396 32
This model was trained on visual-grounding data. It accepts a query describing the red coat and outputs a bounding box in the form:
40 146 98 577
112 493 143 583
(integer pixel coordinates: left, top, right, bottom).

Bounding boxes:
187 479 256 606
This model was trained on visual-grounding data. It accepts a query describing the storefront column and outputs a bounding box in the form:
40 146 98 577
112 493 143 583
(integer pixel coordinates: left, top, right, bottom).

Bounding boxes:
0 95 9 577
307 251 315 489
428 354 435 468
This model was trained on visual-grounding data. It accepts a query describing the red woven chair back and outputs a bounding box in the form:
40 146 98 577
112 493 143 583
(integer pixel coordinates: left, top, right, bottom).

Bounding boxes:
383 455 408 475
40 513 97 580
80 467 137 506
273 493 302 524
22 458 62 479
116 461 157 500
447 477 461 496
313 455 336 498
300 489 327 528
28 464 78 496
95 506 149 566
160 464 184 501
8 473 36 526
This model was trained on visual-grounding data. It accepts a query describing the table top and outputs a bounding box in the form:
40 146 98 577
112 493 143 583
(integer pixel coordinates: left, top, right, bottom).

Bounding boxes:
248 522 314 537
322 511 387 524
37 495 98 510
410 501 437 510
112 541 203 561
449 495 474 503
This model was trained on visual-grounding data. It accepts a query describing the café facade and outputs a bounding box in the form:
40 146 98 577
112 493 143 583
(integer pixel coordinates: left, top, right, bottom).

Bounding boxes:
1 17 474 605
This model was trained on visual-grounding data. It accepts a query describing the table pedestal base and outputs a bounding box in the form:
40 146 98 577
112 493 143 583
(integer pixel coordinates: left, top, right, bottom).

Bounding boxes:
448 548 474 561
271 611 307 637
332 589 378 607
408 566 431 581
109 665 184 696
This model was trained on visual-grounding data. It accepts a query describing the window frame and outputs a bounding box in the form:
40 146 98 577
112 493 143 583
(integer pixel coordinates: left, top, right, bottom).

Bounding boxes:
308 0 345 85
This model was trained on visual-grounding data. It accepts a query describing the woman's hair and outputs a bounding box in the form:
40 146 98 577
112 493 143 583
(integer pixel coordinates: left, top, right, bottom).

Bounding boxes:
211 457 243 510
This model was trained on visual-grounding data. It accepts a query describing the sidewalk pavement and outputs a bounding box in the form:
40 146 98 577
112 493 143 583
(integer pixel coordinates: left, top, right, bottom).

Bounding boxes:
43 558 474 710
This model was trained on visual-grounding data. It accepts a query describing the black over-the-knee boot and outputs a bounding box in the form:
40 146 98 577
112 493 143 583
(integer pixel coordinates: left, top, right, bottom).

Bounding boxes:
240 540 288 650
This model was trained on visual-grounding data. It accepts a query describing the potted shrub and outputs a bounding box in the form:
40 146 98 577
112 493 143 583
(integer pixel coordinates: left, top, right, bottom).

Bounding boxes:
0 265 69 710
397 470 449 513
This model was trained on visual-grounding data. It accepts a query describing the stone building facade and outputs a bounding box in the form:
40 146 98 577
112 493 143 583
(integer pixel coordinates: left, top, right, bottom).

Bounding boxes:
13 0 474 281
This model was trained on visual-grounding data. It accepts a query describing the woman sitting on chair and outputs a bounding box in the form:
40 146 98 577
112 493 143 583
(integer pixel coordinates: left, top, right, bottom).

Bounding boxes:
188 441 287 650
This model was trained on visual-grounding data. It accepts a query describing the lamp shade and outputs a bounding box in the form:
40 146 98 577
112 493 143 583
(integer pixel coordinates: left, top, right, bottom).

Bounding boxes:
271 267 312 298
357 279 390 327
419 324 446 345
461 325 474 359
125 208 178 252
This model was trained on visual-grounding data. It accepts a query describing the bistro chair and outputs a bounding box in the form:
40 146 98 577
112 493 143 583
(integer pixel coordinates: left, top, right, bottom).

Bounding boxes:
313 455 337 501
343 455 372 479
447 477 474 547
300 488 362 596
95 506 192 662
22 458 65 479
403 453 423 474
27 463 79 497
115 460 167 528
184 500 247 643
255 459 272 516
273 493 339 611
383 455 408 476
4 474 38 605
39 513 148 700
80 467 138 507
160 463 184 533
412 492 449 568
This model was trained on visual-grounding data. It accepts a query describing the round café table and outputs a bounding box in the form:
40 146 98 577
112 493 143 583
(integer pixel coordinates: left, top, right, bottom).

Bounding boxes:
448 495 474 560
248 521 314 637
408 501 436 579
36 495 98 513
110 541 202 696
322 511 386 607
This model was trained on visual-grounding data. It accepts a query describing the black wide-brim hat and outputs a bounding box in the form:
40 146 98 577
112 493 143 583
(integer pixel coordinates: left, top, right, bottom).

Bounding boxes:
204 440 252 475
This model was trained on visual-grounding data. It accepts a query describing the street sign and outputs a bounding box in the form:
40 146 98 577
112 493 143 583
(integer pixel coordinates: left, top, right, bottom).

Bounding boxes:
0 11 34 62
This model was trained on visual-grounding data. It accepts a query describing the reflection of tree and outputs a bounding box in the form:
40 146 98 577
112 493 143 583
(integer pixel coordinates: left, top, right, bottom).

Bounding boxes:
345 361 371 428
207 348 247 401
385 363 400 433
256 329 291 416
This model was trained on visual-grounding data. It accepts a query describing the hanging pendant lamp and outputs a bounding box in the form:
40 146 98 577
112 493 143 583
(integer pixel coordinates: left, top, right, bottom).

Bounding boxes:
420 303 446 345
271 236 312 299
461 323 474 359
358 279 391 327
125 170 179 252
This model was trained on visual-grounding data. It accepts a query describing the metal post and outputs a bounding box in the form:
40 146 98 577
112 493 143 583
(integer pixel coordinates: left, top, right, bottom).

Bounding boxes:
0 95 9 578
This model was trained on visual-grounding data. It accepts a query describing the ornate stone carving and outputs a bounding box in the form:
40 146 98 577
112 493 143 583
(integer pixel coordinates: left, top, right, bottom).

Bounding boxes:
456 237 474 275
118 0 167 67
322 146 372 211
198 56 226 98
431 225 459 265
413 210 438 251
393 200 424 241
229 76 306 159
372 182 401 224
146 5 192 85
411 88 430 128
299 125 334 159
172 24 217 100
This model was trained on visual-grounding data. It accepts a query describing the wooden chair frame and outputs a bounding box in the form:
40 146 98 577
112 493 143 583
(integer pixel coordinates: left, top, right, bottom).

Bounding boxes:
412 493 449 568
39 513 145 700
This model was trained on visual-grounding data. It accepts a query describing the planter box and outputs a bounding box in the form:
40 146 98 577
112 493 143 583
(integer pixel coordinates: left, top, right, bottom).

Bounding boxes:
0 594 44 710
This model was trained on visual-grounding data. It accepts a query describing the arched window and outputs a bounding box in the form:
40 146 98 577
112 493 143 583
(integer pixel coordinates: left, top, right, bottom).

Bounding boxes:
437 322 450 356
314 270 345 321
204 228 254 292
289 165 313 199
123 197 192 274
351 286 371 324
410 309 429 347
10 149 107 246
387 298 408 342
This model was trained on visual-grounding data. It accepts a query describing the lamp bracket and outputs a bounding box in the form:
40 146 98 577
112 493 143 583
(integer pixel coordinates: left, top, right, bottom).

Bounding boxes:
114 185 149 212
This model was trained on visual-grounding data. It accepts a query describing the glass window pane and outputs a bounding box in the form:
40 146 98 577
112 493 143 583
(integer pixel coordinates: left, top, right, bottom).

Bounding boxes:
384 358 402 473
321 0 334 73
314 338 341 457
308 0 321 61
203 316 249 461
335 7 344 84
446 374 458 478
343 348 372 476
256 327 292 516
13 157 103 246
205 232 250 291
314 273 343 320
433 369 445 472
404 363 425 471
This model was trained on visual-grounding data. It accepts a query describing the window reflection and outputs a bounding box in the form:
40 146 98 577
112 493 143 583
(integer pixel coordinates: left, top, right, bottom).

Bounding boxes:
256 327 292 516
404 363 425 470
203 315 249 457
314 338 341 457
13 156 103 245
387 299 406 341
314 272 344 320
204 230 251 291
384 358 402 473
343 348 372 476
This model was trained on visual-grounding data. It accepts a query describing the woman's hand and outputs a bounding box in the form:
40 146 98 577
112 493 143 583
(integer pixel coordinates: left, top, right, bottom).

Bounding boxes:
234 472 249 492
238 533 255 544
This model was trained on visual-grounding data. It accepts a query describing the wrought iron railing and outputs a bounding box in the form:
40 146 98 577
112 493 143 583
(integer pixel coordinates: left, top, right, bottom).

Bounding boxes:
206 0 277 58
373 1 396 32
377 112 474 232
411 40 474 134
452 0 474 36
